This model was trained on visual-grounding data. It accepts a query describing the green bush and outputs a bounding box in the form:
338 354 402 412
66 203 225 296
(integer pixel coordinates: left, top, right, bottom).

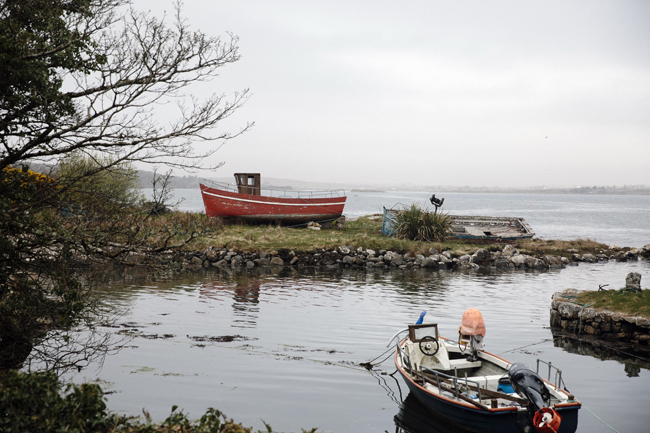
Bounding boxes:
392 203 452 242
0 370 114 433
57 152 144 216
0 371 278 433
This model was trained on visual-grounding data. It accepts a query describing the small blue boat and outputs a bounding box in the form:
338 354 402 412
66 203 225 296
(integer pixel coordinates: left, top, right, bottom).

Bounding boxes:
391 310 580 433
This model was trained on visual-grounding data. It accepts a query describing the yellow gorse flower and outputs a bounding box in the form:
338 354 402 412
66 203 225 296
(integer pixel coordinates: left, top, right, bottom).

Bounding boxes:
3 167 59 189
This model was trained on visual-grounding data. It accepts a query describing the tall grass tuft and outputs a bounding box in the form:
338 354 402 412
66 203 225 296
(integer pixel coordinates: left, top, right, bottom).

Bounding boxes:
392 203 452 242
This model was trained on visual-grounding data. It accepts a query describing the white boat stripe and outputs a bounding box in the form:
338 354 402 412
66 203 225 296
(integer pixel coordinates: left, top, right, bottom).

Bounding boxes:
202 190 344 207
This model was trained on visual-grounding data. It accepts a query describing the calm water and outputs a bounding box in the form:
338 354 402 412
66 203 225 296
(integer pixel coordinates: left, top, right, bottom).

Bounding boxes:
65 261 650 433
147 188 650 248
64 189 650 432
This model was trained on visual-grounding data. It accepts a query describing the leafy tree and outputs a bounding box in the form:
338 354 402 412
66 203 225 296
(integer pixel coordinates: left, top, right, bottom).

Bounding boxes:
0 0 251 172
0 0 247 373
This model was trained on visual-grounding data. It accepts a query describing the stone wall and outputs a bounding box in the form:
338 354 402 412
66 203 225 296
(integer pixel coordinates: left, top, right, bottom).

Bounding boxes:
186 245 576 272
550 289 650 354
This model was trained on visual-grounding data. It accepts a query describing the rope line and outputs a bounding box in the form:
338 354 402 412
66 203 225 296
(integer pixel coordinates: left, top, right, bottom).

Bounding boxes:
582 404 620 433
498 338 553 355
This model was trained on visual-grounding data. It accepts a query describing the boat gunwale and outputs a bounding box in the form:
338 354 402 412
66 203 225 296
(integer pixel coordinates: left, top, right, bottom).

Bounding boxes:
200 182 347 200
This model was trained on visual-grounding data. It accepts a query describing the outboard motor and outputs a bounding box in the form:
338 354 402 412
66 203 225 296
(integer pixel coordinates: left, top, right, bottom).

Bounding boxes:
508 363 562 433
458 308 486 362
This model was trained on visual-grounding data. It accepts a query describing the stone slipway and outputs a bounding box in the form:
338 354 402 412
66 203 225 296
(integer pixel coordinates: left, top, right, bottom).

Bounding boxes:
550 289 650 354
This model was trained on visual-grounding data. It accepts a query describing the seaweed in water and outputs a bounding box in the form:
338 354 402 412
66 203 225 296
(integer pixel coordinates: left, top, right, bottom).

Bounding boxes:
186 334 255 342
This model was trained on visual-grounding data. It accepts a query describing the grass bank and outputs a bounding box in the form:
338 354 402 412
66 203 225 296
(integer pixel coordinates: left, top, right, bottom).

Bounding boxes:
574 290 650 319
170 214 613 258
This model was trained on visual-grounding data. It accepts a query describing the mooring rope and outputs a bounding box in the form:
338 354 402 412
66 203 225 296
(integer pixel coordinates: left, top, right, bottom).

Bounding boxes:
498 338 553 355
582 404 620 433
360 345 395 369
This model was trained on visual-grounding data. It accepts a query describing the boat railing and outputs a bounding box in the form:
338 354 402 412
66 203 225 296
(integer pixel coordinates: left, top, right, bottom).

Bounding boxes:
536 359 563 389
396 339 413 373
419 365 483 403
204 180 346 199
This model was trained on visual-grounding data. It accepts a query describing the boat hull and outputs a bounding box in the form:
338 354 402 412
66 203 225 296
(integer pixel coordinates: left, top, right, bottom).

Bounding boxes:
200 184 346 224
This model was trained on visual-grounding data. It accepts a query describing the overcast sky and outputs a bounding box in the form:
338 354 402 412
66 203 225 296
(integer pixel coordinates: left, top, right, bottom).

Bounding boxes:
136 0 650 188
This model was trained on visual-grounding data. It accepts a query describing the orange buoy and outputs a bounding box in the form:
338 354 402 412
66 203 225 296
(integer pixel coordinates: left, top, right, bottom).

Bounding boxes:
533 407 562 433
460 308 486 337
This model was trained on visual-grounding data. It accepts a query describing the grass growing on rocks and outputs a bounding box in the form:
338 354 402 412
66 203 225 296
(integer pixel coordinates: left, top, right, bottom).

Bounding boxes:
574 290 650 319
179 215 612 258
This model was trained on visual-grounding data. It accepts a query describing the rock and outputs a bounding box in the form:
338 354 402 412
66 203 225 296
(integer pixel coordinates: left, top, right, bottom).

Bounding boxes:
567 248 579 253
246 261 255 269
459 254 471 265
640 245 650 258
258 258 270 266
205 248 220 262
338 246 351 255
624 272 642 292
510 255 526 266
581 253 596 263
472 248 490 264
366 249 376 257
624 250 638 261
441 251 452 260
502 245 518 256
421 257 438 269
342 255 355 265
270 257 284 266
190 256 203 266
290 256 299 265
494 258 513 270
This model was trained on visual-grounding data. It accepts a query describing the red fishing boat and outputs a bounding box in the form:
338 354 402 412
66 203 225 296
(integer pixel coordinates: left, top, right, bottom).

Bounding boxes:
200 173 347 225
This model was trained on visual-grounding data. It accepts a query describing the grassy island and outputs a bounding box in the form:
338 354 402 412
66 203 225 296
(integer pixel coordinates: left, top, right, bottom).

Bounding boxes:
179 213 614 260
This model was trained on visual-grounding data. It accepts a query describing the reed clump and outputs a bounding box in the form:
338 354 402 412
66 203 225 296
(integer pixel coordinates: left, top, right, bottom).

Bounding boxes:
391 204 452 242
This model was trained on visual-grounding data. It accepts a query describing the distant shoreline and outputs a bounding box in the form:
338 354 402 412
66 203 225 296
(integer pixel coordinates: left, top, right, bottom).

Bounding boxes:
137 170 650 196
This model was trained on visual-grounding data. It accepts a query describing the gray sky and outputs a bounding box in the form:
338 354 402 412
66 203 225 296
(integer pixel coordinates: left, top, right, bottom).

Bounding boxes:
137 0 650 188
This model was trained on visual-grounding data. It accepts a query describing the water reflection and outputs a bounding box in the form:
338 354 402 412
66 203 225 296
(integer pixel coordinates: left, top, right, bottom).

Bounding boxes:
199 276 261 328
394 394 476 433
552 332 650 377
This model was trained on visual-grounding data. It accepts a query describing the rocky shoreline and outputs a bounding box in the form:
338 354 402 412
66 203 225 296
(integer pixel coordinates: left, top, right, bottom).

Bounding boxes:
550 288 650 355
184 243 650 271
